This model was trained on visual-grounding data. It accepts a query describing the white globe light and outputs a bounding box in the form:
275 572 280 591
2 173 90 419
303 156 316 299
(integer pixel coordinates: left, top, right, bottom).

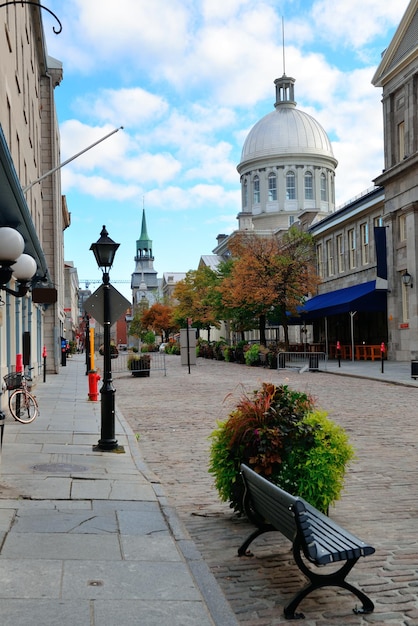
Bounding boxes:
0 227 25 262
11 254 37 281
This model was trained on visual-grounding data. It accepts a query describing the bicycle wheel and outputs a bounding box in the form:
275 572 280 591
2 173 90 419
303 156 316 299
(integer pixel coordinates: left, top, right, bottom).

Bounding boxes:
9 389 38 423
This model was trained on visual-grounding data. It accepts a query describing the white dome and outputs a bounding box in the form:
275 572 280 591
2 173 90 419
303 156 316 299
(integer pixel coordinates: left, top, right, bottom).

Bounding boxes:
240 103 336 166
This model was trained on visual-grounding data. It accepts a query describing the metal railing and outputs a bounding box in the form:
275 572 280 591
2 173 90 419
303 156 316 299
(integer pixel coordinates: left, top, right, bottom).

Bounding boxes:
277 352 327 372
97 351 167 376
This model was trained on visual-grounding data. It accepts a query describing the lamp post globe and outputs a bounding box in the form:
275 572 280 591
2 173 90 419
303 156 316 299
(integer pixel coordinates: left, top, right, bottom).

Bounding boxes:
0 227 25 262
0 227 37 297
12 253 37 281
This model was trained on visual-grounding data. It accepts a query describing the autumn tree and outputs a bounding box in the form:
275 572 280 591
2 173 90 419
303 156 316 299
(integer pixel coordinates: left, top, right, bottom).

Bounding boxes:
220 228 320 346
172 266 222 340
140 303 178 342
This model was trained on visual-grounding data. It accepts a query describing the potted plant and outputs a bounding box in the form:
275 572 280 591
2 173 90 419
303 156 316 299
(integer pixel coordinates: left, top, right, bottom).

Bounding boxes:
127 354 151 377
99 342 119 359
209 382 354 514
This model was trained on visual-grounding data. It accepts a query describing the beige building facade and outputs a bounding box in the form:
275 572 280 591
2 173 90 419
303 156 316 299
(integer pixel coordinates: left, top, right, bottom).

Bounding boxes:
0 1 66 408
372 0 418 360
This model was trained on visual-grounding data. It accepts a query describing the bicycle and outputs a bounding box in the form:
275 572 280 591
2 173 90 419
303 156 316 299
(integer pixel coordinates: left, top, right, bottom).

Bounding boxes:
3 370 38 424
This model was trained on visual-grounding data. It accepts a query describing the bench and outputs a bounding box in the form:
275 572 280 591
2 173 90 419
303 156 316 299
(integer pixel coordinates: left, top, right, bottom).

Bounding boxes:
238 464 375 620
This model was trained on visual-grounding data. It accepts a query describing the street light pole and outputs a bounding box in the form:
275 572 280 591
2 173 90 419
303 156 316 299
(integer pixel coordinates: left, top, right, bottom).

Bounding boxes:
98 269 118 450
90 226 121 452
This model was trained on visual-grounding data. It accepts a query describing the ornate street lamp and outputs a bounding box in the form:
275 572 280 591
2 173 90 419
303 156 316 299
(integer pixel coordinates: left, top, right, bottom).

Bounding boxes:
0 227 37 300
90 226 120 451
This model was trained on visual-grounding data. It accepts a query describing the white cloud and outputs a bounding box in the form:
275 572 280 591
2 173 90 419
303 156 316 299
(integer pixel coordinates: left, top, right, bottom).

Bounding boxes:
74 88 169 127
311 0 409 49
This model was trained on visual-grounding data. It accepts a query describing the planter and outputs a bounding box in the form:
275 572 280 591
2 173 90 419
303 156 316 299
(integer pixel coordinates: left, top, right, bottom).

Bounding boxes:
128 355 151 377
132 369 150 377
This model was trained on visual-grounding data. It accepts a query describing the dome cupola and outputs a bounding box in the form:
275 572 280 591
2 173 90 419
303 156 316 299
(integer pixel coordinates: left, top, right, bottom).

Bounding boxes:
237 75 338 232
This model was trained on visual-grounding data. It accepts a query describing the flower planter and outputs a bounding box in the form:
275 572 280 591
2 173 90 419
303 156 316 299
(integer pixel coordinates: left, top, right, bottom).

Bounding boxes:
128 355 151 377
132 369 150 377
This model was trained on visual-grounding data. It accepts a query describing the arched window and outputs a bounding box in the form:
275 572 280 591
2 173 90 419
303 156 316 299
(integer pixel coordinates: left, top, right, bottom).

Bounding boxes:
304 171 313 200
320 173 327 201
268 172 277 201
286 171 296 200
253 175 260 204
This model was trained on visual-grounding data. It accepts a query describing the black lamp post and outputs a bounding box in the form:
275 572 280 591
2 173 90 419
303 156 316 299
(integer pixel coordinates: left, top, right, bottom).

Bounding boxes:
90 225 120 451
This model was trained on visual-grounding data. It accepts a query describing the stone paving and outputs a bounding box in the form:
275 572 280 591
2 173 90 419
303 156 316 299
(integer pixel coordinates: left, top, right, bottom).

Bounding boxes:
114 355 418 626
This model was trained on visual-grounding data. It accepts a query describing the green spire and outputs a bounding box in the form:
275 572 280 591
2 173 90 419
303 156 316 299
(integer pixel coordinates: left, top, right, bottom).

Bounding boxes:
136 208 153 258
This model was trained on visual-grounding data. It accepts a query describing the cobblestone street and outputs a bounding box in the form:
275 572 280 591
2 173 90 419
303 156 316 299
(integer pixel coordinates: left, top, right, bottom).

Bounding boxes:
114 355 418 626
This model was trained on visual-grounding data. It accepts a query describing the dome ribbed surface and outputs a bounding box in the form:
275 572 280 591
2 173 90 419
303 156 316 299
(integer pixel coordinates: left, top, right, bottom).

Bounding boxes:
240 105 335 163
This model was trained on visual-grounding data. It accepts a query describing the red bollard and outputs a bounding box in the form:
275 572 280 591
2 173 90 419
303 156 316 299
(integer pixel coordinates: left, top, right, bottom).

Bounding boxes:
42 345 47 382
16 354 23 373
88 370 101 401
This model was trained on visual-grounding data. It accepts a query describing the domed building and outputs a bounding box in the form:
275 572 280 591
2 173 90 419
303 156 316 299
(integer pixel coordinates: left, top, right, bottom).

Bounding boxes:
236 74 337 233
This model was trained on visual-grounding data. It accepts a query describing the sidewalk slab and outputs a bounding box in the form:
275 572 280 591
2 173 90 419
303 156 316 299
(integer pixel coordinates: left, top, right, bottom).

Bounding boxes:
0 354 238 626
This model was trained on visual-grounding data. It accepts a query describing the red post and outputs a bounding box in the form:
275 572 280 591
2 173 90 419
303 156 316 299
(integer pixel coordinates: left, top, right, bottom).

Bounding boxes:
336 341 341 368
380 342 385 373
42 345 47 382
16 354 23 373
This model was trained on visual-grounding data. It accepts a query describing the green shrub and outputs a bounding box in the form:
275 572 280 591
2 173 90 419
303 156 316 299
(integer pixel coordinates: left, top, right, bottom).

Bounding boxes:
244 343 260 366
209 383 354 513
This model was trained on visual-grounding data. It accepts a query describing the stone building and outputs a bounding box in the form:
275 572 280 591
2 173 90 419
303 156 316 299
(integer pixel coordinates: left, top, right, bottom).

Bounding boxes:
372 0 418 360
0 1 66 398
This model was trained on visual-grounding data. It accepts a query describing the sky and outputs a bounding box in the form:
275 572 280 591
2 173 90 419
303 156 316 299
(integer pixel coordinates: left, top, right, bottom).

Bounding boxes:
43 0 410 301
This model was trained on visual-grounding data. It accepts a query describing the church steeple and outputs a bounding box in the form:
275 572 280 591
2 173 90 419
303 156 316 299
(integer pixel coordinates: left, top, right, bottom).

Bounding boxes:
136 209 153 259
131 207 159 308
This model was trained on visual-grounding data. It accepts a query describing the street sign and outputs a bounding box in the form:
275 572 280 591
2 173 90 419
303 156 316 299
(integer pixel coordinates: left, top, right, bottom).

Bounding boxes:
84 284 130 326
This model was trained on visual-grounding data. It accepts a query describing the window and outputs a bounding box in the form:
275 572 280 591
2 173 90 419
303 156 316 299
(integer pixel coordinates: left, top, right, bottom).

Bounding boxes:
286 171 296 200
398 121 405 160
289 215 295 226
348 229 356 269
304 171 313 200
253 176 260 204
336 234 344 273
316 243 324 278
374 216 383 228
326 239 334 276
320 173 327 201
399 214 407 242
360 223 369 265
268 172 277 201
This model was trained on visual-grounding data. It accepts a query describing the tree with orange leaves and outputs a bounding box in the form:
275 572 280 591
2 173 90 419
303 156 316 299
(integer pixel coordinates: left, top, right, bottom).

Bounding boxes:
140 303 178 342
220 227 320 346
172 266 222 340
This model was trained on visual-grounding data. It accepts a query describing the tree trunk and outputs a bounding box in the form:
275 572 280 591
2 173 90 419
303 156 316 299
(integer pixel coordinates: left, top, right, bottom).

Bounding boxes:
259 314 267 346
283 321 290 349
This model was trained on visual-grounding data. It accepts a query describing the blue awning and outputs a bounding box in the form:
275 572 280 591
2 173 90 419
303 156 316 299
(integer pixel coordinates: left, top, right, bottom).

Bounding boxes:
294 281 387 321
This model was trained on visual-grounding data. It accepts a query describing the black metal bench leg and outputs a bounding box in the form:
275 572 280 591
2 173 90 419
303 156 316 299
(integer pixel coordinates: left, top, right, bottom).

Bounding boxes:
238 528 266 556
284 582 314 619
283 541 375 620
341 580 375 615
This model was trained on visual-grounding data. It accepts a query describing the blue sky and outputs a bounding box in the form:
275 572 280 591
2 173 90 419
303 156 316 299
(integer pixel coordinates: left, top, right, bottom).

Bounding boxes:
43 0 410 301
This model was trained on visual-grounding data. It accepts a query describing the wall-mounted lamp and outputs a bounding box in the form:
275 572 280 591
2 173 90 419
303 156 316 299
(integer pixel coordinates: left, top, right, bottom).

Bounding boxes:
0 227 37 298
402 270 413 289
